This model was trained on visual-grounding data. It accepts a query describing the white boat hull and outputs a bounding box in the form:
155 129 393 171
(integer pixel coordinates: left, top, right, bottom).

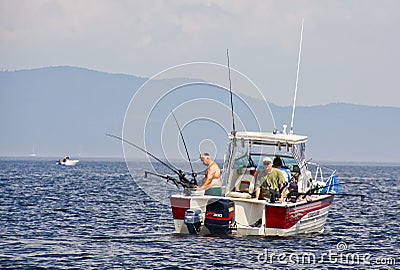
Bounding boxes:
58 160 79 166
170 194 333 237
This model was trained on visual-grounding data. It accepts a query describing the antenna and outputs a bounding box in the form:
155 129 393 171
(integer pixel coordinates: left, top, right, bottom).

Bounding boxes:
171 111 196 179
290 19 304 135
227 49 236 135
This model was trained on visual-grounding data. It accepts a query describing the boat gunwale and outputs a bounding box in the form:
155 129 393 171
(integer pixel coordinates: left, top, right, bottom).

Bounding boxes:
170 193 333 208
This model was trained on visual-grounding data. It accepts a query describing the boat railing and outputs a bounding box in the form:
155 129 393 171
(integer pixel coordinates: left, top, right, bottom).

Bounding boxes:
307 162 334 181
307 162 340 194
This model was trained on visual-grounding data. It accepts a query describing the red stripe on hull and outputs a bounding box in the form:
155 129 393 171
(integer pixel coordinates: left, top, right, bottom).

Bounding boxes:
265 196 333 229
170 197 190 220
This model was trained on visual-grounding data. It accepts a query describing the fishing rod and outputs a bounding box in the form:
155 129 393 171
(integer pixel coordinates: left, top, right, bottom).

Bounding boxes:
227 49 236 136
298 182 366 201
325 193 365 200
144 171 180 188
170 111 197 182
106 134 196 190
107 133 180 175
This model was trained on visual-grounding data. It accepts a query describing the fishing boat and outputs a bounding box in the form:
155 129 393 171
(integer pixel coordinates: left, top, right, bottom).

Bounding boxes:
169 129 338 236
57 156 79 166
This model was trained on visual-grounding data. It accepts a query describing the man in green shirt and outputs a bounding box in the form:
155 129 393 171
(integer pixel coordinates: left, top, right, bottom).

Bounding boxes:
255 157 286 202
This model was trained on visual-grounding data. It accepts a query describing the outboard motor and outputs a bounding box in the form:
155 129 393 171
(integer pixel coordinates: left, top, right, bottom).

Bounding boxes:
184 209 202 234
204 199 235 235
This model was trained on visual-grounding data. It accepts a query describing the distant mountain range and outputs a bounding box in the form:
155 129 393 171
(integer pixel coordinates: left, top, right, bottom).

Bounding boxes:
0 66 146 158
1 66 399 163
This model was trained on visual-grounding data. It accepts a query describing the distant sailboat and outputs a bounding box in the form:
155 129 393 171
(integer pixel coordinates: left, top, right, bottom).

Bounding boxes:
29 145 37 157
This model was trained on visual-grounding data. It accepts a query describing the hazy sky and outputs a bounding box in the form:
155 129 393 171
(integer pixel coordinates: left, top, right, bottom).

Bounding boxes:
1 0 399 107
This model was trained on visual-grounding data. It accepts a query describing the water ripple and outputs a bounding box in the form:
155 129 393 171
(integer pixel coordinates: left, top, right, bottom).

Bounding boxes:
0 160 399 269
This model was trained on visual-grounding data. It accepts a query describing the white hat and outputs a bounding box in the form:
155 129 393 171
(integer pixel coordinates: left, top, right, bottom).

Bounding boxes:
262 157 273 164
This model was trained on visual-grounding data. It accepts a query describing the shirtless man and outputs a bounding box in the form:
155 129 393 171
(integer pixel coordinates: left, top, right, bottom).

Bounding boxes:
195 153 221 191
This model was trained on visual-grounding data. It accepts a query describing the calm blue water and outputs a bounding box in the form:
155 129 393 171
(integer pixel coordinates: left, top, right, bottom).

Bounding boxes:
0 159 399 269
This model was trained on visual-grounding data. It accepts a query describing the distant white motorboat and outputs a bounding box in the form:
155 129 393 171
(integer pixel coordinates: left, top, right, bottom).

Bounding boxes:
57 156 79 166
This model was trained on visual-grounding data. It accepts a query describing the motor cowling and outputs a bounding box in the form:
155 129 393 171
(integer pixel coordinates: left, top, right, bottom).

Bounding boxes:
204 199 235 235
184 209 202 234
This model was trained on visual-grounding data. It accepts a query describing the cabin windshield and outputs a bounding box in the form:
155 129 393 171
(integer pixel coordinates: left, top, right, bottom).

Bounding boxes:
222 138 301 195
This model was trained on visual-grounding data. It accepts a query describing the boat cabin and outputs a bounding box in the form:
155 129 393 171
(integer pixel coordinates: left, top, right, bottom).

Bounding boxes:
222 131 311 197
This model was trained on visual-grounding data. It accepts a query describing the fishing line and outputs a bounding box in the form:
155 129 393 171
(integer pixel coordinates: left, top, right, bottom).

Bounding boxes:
106 133 181 176
170 110 197 182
